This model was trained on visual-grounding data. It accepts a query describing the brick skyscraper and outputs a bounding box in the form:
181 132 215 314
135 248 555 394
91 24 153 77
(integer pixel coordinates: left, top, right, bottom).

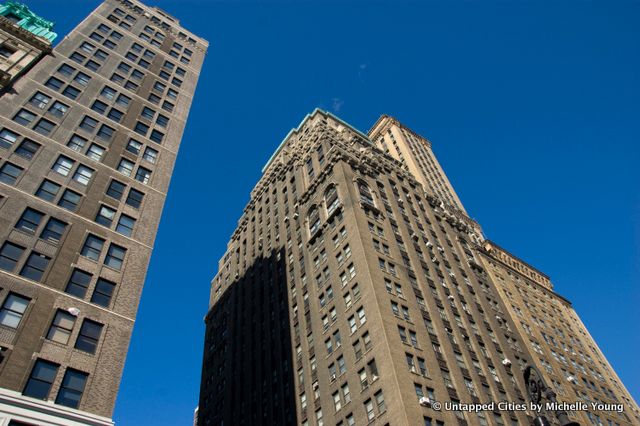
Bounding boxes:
0 0 206 424
199 109 638 426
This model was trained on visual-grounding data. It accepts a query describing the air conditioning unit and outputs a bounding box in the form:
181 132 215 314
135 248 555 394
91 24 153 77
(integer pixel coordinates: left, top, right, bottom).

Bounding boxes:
502 359 512 367
447 295 455 301
419 397 432 407
284 216 289 222
411 233 419 241
495 315 503 323
426 242 433 247
494 376 501 383
567 376 577 384
372 375 379 381
67 307 80 316
293 212 299 219
330 373 337 380
312 382 319 390
449 272 455 277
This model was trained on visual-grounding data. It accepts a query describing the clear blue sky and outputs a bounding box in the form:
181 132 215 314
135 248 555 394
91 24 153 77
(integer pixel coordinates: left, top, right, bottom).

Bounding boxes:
26 0 640 424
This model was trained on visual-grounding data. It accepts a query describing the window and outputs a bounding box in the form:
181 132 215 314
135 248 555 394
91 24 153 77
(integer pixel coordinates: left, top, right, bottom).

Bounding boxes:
118 158 135 176
358 181 374 206
16 208 44 234
45 77 64 91
135 167 151 184
48 101 69 117
79 116 98 133
95 205 116 227
86 144 105 161
116 94 131 107
0 128 18 149
149 129 164 144
126 188 144 208
40 218 67 244
57 63 76 76
91 278 115 307
15 139 40 159
96 124 114 141
85 60 100 71
141 107 155 120
0 162 23 184
107 180 126 200
73 72 91 86
107 108 123 122
116 214 135 236
308 207 320 235
100 86 117 100
29 92 51 109
35 180 61 202
33 118 55 136
81 234 104 261
67 134 87 151
52 155 74 176
55 369 88 408
0 293 29 328
47 310 76 344
156 114 169 127
13 109 36 126
126 138 142 154
65 269 92 298
20 252 50 281
23 360 59 400
73 165 94 186
75 319 103 354
105 243 126 270
143 147 158 164
326 186 340 215
62 85 81 100
91 100 108 114
134 121 149 136
58 189 81 212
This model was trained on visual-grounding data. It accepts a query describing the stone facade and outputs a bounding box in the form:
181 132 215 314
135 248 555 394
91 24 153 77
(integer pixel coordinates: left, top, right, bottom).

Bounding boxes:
0 0 206 424
199 109 638 426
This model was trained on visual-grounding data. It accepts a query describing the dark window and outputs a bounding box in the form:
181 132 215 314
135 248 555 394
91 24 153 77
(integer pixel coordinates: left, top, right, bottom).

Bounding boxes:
55 369 88 408
126 189 144 209
138 59 150 69
96 124 114 141
65 269 92 298
85 60 100 71
131 69 144 80
95 205 116 227
33 118 56 136
81 234 104 261
40 218 67 244
100 86 117 100
134 121 149 135
15 139 41 159
158 70 170 80
171 77 182 88
126 138 141 154
103 39 116 49
167 89 178 100
135 167 151 184
106 180 125 200
62 85 81 99
117 61 131 73
45 77 64 91
0 242 24 272
58 189 82 212
91 278 115 307
23 360 58 400
0 162 23 184
19 252 50 281
141 107 155 120
0 293 29 328
75 319 103 354
0 128 19 149
97 23 110 33
115 94 130 107
162 101 174 113
69 52 86 63
110 73 125 84
116 214 135 237
107 108 123 122
91 101 108 115
13 109 36 126
29 92 51 109
149 130 164 144
156 115 169 128
148 93 160 104
0 44 16 58
57 64 76 76
124 80 138 91
80 115 98 133
35 180 61 202
15 208 44 234
105 244 126 270
94 49 109 60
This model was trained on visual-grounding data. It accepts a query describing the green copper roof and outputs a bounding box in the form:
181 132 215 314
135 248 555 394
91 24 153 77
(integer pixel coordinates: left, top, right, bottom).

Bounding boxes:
0 1 56 42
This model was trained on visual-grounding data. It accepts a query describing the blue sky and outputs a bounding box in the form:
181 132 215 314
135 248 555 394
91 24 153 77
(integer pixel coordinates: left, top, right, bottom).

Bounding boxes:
26 0 640 424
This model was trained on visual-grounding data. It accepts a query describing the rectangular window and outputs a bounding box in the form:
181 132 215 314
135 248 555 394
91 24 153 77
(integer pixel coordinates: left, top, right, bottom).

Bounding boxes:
75 319 103 354
19 252 50 281
46 310 76 344
0 162 22 185
143 147 158 164
65 269 92 298
0 128 19 149
55 369 88 408
58 189 81 212
45 77 64 91
107 180 126 200
15 139 40 159
86 144 105 162
126 138 142 154
67 134 87 151
52 155 74 176
40 218 67 244
116 214 135 237
23 360 59 400
118 158 135 176
0 293 29 328
62 85 81 99
33 118 55 136
29 92 51 109
81 234 105 261
13 109 36 126
95 205 116 227
73 165 94 186
35 180 61 202
96 124 114 141
125 188 144 209
79 116 98 133
15 208 44 234
91 278 116 307
135 167 151 184
105 244 126 270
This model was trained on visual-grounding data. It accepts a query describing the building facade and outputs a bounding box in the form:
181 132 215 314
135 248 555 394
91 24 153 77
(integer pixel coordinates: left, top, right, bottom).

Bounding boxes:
0 0 206 425
199 109 638 426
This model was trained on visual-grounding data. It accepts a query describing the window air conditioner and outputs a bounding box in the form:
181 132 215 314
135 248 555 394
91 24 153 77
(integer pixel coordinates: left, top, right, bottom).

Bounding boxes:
419 397 431 407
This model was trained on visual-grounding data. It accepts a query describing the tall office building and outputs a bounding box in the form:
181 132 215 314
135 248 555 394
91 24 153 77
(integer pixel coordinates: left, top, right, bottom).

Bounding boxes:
199 109 638 426
0 0 206 424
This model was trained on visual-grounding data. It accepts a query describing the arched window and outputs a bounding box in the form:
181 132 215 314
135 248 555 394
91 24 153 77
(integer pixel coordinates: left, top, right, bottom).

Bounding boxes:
325 185 340 216
358 181 374 206
308 206 320 235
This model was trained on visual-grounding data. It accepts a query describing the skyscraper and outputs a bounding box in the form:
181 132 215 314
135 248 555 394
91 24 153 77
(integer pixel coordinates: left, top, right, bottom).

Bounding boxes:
198 109 638 426
0 1 206 424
